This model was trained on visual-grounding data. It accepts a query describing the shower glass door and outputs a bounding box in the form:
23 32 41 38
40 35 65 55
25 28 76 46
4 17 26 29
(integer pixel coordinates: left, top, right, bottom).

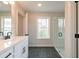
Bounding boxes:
56 17 64 57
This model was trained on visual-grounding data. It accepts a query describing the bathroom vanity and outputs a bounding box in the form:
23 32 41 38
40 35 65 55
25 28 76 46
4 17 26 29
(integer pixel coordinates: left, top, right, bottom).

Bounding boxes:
0 2 29 58
0 36 28 58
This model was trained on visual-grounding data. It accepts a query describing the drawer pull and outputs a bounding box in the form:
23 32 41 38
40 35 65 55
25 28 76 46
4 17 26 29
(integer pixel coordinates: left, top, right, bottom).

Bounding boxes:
22 47 26 54
5 53 12 58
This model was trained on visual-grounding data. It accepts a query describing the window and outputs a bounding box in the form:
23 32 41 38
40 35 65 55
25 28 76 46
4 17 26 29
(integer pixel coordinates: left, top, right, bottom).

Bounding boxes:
1 16 11 36
37 17 50 39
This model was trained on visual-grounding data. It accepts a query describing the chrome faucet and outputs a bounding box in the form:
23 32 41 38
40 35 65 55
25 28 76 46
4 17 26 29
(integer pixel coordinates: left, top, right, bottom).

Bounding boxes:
5 32 12 39
7 32 12 36
0 32 4 36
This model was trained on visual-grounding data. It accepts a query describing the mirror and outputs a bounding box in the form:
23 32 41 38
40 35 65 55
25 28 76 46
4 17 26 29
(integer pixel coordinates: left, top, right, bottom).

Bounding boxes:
0 2 11 37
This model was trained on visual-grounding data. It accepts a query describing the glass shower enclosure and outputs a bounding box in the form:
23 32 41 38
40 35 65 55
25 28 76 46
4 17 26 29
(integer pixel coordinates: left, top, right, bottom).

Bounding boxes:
55 17 64 57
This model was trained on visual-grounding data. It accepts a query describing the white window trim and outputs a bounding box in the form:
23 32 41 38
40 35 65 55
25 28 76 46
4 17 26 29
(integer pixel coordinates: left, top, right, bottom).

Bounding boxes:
1 16 11 36
37 17 50 39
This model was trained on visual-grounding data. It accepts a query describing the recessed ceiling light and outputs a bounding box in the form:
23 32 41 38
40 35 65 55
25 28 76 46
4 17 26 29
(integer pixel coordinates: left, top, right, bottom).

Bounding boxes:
9 1 15 4
37 3 42 7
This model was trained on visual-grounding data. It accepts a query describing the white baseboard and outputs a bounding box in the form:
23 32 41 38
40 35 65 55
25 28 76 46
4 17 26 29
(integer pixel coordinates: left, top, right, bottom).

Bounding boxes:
29 45 54 47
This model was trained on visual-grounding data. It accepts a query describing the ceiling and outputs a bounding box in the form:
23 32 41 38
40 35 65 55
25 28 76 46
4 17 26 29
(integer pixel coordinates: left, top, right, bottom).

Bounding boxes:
17 1 65 13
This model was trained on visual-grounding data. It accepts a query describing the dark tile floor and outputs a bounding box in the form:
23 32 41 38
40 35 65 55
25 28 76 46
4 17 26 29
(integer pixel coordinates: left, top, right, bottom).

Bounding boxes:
28 47 61 58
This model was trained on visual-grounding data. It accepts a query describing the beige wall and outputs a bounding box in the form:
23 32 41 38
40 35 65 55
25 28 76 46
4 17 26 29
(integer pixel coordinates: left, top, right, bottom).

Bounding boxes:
11 3 26 36
28 12 64 47
23 13 29 35
18 14 24 36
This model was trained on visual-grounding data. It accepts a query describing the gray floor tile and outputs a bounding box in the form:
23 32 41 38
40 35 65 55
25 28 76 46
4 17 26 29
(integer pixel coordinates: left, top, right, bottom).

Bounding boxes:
28 47 61 58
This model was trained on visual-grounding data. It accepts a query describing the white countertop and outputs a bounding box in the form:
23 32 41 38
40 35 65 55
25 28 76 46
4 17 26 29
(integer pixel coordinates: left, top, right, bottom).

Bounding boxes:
0 36 27 55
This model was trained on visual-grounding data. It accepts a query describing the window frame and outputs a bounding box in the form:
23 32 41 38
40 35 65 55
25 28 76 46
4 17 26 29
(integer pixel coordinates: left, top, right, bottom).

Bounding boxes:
37 17 50 39
1 16 11 36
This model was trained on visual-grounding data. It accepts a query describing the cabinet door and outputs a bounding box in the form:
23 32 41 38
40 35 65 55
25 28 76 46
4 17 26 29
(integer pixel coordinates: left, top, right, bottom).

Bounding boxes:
0 48 13 58
14 37 28 58
22 37 28 58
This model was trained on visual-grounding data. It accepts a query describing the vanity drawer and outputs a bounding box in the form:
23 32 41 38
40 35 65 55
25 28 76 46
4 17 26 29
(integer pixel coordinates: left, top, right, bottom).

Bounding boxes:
14 39 28 58
0 48 13 58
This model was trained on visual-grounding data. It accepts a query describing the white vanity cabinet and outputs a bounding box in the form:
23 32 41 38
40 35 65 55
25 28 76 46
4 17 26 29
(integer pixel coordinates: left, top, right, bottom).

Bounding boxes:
0 47 13 58
0 36 28 58
14 37 28 58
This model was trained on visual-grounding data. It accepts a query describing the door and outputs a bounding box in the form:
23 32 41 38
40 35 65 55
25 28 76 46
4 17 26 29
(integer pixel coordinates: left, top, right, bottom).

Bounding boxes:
76 2 79 58
75 1 79 58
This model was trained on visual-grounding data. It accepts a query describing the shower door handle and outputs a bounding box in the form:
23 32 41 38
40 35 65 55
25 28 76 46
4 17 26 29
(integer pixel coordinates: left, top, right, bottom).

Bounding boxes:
75 34 79 38
58 32 62 37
